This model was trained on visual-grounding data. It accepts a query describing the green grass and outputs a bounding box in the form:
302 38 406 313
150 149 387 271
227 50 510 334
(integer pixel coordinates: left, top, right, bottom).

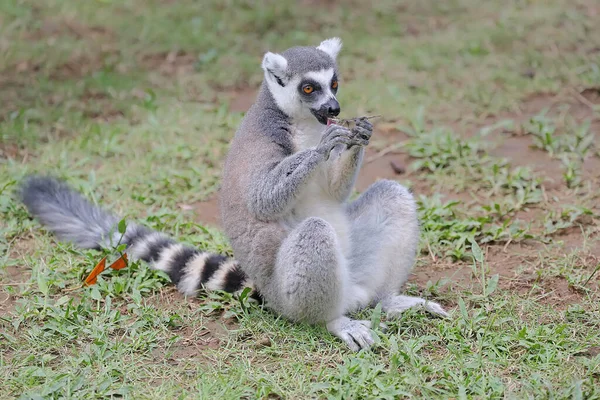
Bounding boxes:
1 0 600 398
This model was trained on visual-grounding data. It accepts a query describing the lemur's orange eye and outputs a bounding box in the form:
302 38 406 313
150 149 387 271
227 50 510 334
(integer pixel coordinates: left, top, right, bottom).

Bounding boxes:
303 85 314 94
332 80 338 89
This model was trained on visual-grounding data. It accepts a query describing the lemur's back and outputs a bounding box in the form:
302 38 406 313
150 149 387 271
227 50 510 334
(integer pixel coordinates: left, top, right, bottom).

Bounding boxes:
219 84 291 288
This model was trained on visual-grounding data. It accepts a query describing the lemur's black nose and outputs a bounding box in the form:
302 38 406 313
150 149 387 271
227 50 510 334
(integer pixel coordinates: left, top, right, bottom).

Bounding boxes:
326 98 340 117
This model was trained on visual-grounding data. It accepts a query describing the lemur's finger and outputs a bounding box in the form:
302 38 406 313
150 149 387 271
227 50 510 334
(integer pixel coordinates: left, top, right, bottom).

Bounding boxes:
323 128 345 139
323 125 351 138
353 139 369 147
338 332 360 352
349 329 374 350
321 136 354 157
354 118 373 131
352 125 370 134
343 321 374 350
322 128 351 144
352 127 372 141
329 136 353 148
357 118 373 128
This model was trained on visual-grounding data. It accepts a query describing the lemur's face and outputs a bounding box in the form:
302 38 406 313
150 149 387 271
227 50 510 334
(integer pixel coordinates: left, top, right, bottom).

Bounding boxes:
298 69 340 125
261 38 343 125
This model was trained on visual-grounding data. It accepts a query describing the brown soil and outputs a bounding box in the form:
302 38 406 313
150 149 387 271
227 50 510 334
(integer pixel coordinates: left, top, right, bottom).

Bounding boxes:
226 88 258 113
0 142 27 161
139 51 197 77
188 197 222 227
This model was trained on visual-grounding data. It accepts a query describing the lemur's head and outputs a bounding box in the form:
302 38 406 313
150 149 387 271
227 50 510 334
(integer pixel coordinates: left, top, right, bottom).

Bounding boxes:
261 38 342 125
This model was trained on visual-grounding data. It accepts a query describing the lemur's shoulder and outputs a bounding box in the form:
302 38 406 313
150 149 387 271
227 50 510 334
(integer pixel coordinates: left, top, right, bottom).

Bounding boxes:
232 85 295 156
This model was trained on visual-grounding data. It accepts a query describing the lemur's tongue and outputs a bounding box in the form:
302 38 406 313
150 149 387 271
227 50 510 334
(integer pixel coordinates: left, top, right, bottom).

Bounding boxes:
327 118 333 126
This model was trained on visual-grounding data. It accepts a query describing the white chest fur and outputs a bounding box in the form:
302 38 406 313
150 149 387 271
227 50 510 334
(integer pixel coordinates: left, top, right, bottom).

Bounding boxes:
291 119 323 151
285 122 352 256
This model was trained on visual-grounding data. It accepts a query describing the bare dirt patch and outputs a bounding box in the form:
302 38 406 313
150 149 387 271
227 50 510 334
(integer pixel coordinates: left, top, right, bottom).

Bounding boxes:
357 152 409 192
0 142 29 161
491 135 563 178
188 196 221 228
226 88 258 113
140 51 197 77
413 242 536 286
507 276 589 309
581 87 600 105
4 235 36 277
157 318 228 363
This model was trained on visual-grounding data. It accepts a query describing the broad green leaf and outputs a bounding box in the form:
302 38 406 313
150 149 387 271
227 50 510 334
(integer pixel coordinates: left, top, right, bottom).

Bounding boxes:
470 239 484 263
118 219 127 234
486 274 500 296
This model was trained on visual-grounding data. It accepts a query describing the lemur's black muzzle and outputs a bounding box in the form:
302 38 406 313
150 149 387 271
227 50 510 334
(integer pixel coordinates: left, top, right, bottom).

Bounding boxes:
311 98 341 125
325 98 340 117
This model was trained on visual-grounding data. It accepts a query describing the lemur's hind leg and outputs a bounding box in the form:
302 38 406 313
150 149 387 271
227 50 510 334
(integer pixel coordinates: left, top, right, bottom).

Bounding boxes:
270 217 374 351
346 180 448 318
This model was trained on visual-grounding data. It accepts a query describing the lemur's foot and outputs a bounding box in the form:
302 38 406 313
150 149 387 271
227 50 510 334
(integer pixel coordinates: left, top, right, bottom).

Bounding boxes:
382 295 450 319
327 316 375 352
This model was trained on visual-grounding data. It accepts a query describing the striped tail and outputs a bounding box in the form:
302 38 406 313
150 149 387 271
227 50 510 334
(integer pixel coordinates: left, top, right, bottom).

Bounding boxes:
120 227 251 295
19 175 257 297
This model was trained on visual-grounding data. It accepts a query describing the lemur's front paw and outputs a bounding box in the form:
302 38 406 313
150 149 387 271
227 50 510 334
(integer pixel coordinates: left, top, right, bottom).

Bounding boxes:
327 316 375 352
317 125 354 159
350 117 373 147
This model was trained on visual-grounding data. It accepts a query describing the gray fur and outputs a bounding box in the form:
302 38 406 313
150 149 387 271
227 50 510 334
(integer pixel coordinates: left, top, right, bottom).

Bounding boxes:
19 176 120 249
345 180 420 303
281 46 337 76
221 38 449 351
271 217 346 323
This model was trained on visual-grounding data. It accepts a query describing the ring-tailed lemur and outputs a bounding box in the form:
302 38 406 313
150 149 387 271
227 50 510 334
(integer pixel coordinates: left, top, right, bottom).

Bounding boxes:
19 38 448 352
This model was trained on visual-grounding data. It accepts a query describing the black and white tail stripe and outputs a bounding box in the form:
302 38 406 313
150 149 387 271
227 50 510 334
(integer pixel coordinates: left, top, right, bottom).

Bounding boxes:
18 175 260 300
122 226 252 296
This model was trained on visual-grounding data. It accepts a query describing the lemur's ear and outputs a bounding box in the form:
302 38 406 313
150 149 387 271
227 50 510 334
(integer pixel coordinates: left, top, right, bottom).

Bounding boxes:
317 37 342 60
262 52 288 86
